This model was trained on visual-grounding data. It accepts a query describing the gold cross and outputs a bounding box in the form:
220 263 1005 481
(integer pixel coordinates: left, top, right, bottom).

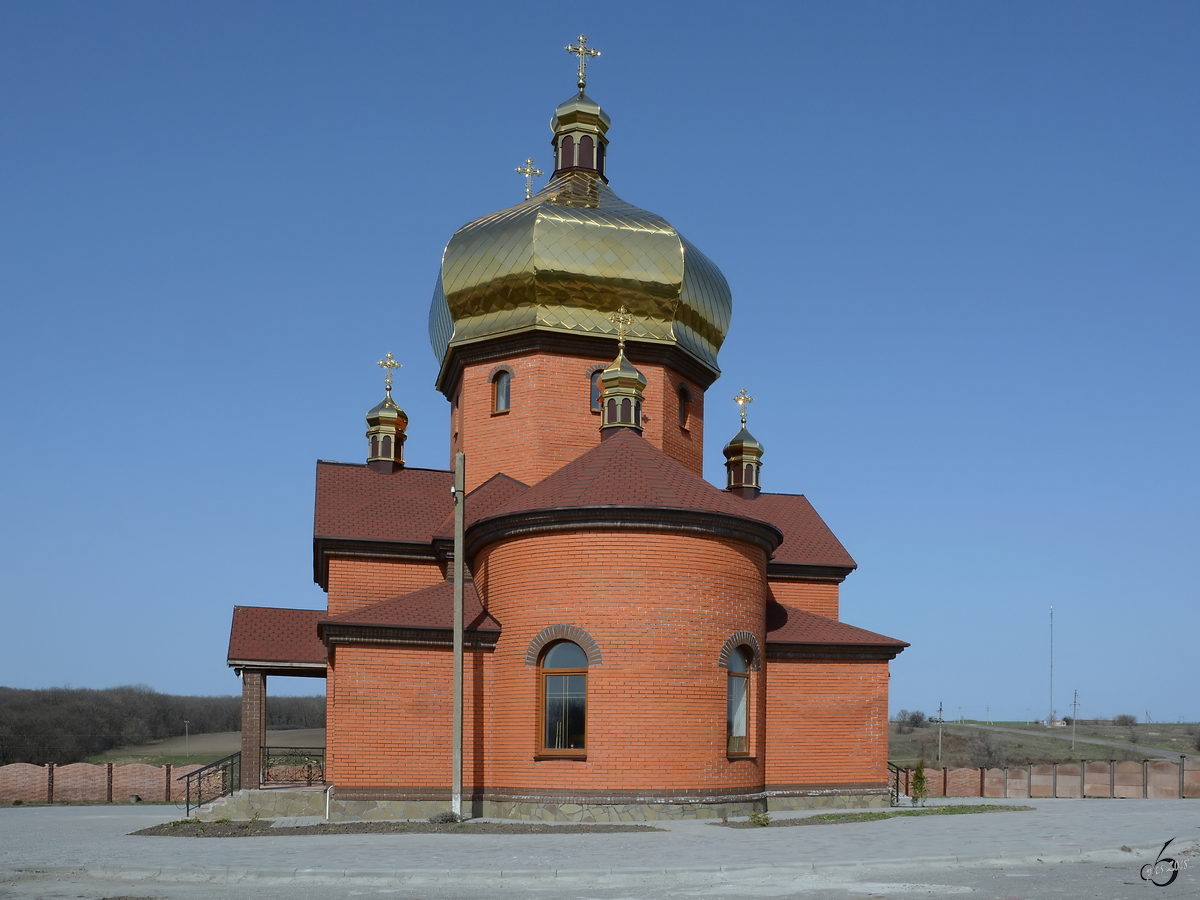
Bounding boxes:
377 352 401 393
734 388 753 427
515 157 542 200
608 306 634 352
566 34 600 90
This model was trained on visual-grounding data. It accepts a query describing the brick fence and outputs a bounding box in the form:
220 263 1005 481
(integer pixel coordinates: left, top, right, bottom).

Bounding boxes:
0 762 205 803
896 758 1200 799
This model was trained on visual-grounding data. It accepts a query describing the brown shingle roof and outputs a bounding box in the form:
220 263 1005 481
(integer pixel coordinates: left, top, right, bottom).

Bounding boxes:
484 429 771 523
433 473 529 540
733 492 857 569
319 579 499 632
766 601 907 649
314 461 453 544
227 606 326 666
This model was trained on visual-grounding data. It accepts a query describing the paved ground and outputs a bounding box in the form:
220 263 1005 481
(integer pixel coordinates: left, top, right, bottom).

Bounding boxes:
1 799 1197 899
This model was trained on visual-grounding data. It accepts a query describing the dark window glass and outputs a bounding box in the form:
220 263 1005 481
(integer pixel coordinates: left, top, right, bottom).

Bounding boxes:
596 141 606 176
544 640 588 668
370 436 379 458
727 647 749 754
542 641 587 751
560 135 574 170
620 397 631 424
606 397 617 422
590 371 603 410
494 371 511 412
382 435 392 458
677 384 691 429
744 463 755 485
579 135 594 170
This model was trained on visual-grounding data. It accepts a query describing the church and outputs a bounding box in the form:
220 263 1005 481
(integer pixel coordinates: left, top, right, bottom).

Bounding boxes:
226 38 907 821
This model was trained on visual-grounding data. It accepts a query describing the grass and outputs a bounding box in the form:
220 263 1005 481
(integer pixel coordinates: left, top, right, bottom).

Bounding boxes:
718 804 1033 828
889 721 1200 768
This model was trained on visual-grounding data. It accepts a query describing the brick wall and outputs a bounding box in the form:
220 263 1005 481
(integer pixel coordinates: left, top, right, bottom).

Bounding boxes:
327 558 444 617
452 349 706 490
325 644 489 793
764 657 889 789
0 762 203 802
767 581 839 619
473 529 766 798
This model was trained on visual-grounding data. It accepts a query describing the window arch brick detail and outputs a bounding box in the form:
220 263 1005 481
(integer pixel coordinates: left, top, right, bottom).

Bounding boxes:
487 364 515 380
718 631 761 671
525 624 603 666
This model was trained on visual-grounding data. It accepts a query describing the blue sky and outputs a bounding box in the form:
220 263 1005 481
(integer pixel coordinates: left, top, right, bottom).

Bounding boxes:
1 1 1196 719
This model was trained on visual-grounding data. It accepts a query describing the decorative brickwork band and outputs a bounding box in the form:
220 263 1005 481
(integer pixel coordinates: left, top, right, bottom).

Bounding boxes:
718 631 761 671
524 625 603 666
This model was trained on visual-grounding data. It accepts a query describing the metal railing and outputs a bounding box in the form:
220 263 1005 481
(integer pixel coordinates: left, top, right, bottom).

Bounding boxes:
887 761 906 806
179 752 240 816
261 746 325 787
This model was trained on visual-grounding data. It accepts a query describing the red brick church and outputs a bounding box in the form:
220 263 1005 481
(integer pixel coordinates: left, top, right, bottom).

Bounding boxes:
227 44 906 820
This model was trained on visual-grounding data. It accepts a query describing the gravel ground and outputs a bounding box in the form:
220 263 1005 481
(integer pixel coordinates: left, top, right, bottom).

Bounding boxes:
132 818 663 837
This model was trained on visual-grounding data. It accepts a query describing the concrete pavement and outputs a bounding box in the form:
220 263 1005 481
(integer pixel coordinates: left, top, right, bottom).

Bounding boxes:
1 799 1197 895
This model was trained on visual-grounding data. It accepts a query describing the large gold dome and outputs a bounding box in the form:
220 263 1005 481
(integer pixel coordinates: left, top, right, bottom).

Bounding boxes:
428 95 732 377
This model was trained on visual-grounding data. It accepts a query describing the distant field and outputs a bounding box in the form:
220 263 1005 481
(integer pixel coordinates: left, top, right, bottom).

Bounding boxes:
889 720 1200 768
86 729 326 767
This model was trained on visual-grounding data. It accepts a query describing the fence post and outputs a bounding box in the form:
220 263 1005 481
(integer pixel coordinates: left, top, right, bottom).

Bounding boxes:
165 764 172 803
1182 756 1187 799
1052 763 1058 798
107 763 113 803
1109 759 1115 798
1143 760 1148 799
1081 760 1086 798
942 767 948 797
1004 766 1009 798
979 767 985 797
46 763 54 803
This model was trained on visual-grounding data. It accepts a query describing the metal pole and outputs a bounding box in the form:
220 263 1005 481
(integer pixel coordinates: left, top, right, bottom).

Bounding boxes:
1071 689 1078 750
937 701 943 763
184 720 190 758
1048 605 1054 725
451 452 465 818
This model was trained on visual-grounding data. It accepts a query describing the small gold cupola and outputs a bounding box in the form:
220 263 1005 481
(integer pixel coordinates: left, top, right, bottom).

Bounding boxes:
551 35 610 180
366 353 408 473
599 307 647 438
724 389 764 497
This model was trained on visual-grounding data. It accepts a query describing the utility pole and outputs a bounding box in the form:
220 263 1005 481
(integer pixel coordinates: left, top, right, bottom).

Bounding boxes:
451 452 465 819
1071 690 1078 750
937 701 943 763
1048 605 1054 726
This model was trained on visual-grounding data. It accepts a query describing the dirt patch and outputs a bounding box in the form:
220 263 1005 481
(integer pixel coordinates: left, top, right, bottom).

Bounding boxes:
714 804 1034 828
133 818 663 837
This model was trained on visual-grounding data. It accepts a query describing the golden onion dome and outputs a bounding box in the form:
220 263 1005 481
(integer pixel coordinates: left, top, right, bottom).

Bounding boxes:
428 92 732 378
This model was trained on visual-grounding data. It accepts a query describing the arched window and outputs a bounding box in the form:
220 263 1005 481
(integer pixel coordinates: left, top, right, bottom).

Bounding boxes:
560 135 575 170
677 383 692 429
578 135 595 170
620 397 631 424
590 370 603 411
381 435 392 458
541 641 587 754
493 370 511 413
727 646 750 755
596 141 606 177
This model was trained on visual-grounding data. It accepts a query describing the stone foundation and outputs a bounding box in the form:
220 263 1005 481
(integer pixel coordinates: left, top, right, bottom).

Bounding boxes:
197 787 888 822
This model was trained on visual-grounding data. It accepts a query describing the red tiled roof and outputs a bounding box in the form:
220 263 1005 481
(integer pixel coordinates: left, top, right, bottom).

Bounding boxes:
433 473 529 540
766 602 907 648
227 606 326 665
733 492 857 569
314 461 453 543
484 429 774 524
320 579 499 632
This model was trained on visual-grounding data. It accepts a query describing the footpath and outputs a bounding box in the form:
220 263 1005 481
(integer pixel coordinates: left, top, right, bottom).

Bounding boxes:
1 798 1197 887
